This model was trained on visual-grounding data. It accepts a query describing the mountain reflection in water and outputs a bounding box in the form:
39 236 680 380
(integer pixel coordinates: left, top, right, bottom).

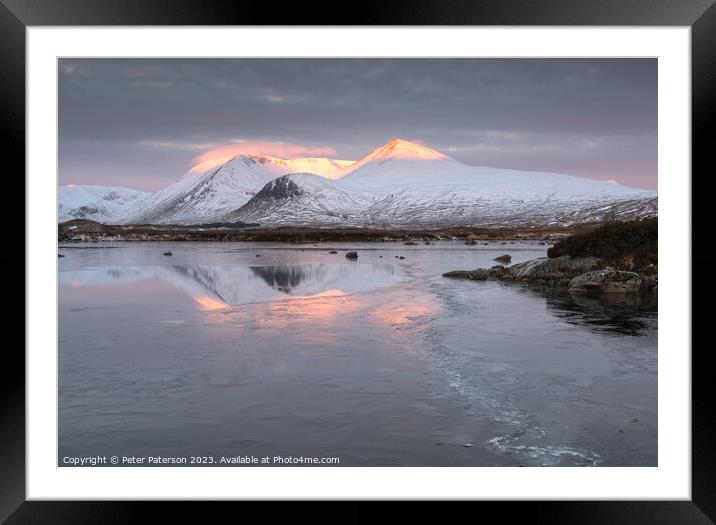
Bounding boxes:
59 263 406 307
58 242 657 466
60 263 656 336
249 265 307 294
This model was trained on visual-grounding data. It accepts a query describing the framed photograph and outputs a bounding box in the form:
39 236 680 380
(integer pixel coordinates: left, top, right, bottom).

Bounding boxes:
5 0 712 520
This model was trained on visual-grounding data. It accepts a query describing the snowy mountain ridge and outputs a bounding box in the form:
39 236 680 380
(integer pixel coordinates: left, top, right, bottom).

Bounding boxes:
58 185 150 224
59 138 657 228
126 153 355 225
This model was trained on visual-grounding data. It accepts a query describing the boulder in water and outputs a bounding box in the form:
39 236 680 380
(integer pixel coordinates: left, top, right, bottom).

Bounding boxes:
443 269 490 281
509 256 601 283
443 265 511 281
568 270 643 294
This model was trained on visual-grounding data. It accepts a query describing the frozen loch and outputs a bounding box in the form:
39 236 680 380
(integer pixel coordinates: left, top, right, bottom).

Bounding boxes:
58 241 657 466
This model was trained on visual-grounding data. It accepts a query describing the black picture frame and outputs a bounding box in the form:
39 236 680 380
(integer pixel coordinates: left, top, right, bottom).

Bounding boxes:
3 0 711 521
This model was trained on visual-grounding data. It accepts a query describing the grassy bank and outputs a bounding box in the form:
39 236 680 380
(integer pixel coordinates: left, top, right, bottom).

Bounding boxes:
58 219 578 243
547 218 657 271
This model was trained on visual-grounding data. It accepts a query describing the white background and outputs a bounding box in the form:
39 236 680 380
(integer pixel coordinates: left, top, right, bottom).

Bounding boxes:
27 27 691 500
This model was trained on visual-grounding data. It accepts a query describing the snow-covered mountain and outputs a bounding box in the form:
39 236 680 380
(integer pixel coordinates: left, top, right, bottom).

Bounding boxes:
257 156 354 180
58 185 150 223
127 155 277 225
335 138 461 185
123 154 354 225
59 138 657 228
223 173 371 226
225 139 658 227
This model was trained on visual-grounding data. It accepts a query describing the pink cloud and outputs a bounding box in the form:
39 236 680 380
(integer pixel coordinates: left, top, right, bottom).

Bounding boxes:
195 140 337 164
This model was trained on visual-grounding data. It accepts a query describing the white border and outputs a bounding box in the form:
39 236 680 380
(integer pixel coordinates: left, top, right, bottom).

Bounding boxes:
27 27 691 500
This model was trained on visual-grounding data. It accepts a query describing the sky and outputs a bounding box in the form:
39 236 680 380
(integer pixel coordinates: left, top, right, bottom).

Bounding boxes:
58 58 657 191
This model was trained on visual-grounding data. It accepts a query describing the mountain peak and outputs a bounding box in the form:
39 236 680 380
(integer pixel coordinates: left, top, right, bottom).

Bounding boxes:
365 138 450 162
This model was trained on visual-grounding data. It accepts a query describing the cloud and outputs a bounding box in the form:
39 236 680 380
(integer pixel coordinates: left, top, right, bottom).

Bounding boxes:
443 130 619 156
194 140 337 164
141 140 216 151
58 58 657 190
60 63 78 75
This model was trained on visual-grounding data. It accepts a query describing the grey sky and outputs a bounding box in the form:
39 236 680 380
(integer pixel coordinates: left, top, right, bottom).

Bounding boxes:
59 58 657 191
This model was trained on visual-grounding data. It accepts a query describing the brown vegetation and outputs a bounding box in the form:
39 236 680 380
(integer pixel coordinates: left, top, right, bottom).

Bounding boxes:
58 219 578 243
547 218 657 272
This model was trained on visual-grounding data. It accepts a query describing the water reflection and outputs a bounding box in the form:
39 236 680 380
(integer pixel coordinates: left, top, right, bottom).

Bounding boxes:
518 285 657 336
370 296 440 327
58 243 656 466
59 263 406 308
250 266 306 293
59 262 655 335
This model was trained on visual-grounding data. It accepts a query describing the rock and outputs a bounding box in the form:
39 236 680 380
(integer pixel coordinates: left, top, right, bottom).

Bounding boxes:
329 250 338 254
58 254 65 258
509 256 601 283
256 254 261 257
443 263 514 281
399 256 405 260
494 254 512 263
424 241 431 245
442 255 609 287
465 239 477 245
641 263 658 276
641 274 658 291
163 251 172 256
443 249 654 296
404 241 418 245
568 270 643 294
489 266 513 279
443 270 489 281
345 251 358 260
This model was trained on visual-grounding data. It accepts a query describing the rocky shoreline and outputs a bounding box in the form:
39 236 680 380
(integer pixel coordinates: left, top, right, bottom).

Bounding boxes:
443 218 658 296
443 256 656 295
